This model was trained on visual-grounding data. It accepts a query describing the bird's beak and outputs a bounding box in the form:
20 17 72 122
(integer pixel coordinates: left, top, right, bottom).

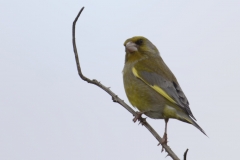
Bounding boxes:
125 41 138 53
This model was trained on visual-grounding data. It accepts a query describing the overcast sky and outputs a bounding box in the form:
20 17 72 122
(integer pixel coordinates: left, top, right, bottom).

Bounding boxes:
1 0 240 160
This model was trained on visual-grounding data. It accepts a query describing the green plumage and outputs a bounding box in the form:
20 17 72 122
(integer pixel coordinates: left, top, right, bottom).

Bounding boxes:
123 36 206 136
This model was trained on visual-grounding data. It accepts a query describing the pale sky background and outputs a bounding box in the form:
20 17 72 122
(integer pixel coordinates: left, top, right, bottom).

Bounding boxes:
1 0 240 160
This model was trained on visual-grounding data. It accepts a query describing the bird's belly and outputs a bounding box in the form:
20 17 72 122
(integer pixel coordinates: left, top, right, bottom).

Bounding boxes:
123 72 166 119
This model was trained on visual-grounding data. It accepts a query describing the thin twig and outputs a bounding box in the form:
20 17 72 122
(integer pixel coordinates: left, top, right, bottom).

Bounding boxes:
183 149 189 160
72 7 180 160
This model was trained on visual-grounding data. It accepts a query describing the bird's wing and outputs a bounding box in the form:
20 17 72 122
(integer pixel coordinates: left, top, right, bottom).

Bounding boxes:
132 65 196 120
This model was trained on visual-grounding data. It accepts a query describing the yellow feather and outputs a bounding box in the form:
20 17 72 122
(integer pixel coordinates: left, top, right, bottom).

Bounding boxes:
132 67 177 104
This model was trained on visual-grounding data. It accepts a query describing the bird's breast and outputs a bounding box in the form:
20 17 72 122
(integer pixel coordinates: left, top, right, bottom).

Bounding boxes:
123 64 166 118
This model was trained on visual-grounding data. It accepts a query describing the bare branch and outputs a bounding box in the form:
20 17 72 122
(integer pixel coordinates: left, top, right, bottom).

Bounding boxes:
72 7 180 160
183 149 189 160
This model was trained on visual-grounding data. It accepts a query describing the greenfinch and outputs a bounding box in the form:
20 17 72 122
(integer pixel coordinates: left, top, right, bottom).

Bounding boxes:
122 36 206 144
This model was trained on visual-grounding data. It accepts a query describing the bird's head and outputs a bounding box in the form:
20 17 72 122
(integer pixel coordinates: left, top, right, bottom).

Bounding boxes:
124 36 159 63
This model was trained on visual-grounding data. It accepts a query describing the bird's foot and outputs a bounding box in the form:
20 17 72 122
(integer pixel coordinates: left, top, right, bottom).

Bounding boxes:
133 112 144 123
138 117 147 125
161 132 168 145
157 133 168 152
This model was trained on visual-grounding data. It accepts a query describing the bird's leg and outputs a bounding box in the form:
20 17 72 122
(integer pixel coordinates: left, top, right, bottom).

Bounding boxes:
158 118 169 151
133 111 144 123
162 118 169 145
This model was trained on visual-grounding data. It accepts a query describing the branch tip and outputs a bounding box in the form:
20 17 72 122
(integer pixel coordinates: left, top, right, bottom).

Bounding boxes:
183 149 189 160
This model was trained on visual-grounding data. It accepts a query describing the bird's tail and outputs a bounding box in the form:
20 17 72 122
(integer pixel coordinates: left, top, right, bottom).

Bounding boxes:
178 113 207 136
190 119 207 136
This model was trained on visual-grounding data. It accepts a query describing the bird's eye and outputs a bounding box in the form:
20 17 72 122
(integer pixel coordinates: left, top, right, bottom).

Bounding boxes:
135 39 143 45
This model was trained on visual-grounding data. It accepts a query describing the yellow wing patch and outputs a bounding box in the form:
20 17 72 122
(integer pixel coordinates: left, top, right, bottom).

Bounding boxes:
132 67 177 104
